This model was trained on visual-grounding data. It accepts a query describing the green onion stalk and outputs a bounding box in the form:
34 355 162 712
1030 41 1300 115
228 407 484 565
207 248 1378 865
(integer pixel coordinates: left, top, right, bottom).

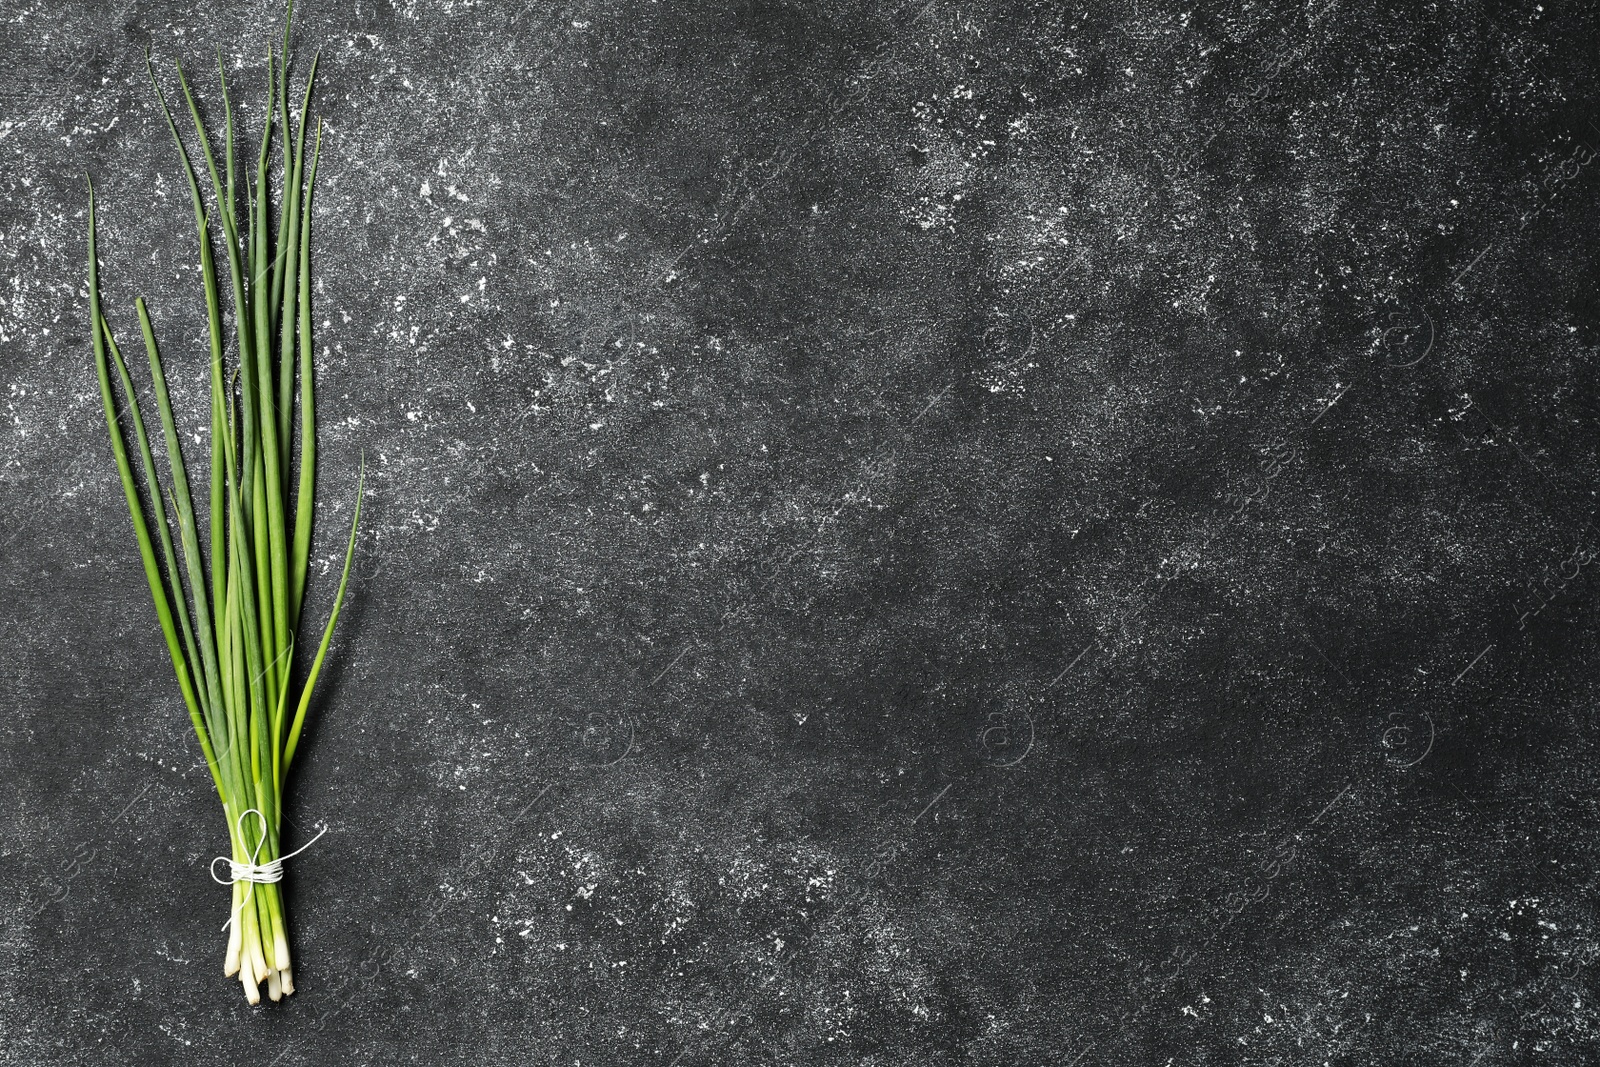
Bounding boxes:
86 3 360 1004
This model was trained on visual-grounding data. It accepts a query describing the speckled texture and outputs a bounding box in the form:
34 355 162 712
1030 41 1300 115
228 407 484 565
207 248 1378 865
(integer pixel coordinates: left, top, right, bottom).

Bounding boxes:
4 0 1600 1063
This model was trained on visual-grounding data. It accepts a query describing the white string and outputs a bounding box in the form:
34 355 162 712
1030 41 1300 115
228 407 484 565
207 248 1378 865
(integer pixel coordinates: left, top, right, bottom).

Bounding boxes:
210 809 327 932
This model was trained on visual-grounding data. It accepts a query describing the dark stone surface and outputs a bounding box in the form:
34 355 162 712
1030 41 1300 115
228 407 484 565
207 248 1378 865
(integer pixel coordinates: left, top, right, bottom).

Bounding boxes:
5 0 1600 1063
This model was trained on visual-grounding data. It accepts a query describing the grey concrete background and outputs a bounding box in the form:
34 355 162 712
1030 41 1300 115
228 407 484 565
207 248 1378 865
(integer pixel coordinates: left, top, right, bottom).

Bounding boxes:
4 0 1600 1063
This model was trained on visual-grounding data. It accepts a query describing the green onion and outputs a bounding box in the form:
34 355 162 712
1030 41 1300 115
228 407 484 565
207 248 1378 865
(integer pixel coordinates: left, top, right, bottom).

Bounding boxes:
86 1 359 1004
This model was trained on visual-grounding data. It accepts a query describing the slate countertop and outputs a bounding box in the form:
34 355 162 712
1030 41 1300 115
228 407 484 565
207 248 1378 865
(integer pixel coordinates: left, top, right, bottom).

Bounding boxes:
4 1 1600 1064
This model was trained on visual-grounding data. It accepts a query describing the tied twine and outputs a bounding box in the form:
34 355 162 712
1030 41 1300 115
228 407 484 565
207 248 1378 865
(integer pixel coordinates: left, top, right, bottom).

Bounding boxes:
210 809 327 931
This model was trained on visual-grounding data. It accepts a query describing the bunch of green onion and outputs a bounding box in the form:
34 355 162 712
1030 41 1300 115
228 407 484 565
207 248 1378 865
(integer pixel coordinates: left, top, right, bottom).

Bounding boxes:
86 6 359 1004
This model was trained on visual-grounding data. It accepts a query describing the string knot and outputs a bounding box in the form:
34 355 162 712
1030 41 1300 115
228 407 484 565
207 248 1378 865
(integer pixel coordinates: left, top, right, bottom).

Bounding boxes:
210 809 326 930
